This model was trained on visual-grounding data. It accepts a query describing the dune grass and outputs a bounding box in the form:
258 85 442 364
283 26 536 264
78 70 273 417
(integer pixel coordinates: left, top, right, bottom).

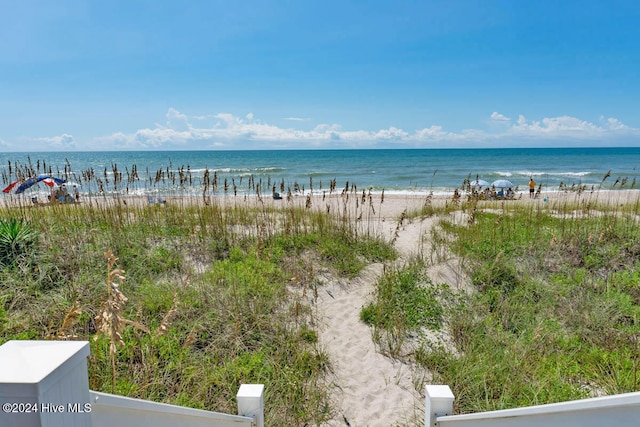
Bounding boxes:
0 196 396 425
364 193 640 416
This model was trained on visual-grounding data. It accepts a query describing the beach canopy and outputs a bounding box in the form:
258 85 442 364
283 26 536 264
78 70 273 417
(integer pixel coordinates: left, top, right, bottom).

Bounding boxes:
471 179 491 187
2 175 66 194
491 179 514 189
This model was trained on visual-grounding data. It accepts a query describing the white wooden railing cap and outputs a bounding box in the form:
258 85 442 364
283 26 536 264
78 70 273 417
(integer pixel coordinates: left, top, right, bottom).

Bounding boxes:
237 384 265 398
426 385 455 400
0 340 90 397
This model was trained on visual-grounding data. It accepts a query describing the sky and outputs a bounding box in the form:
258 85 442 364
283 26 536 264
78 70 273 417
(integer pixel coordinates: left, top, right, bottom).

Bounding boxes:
1 0 639 151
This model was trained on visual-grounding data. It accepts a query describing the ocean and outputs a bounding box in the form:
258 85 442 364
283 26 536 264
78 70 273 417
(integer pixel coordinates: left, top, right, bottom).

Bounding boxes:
1 147 638 198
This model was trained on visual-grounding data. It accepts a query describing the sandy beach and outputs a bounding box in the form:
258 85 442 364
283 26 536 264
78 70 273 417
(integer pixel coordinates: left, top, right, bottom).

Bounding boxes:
308 189 640 426
3 188 640 426
212 188 637 426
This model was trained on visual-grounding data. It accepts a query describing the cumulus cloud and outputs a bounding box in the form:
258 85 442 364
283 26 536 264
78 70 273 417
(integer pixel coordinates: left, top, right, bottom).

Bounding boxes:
508 115 608 138
22 109 640 151
140 110 638 147
165 108 190 131
35 133 77 149
602 116 630 131
490 112 511 121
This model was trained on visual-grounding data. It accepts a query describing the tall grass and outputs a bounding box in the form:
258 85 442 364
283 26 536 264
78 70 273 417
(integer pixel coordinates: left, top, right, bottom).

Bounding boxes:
0 194 395 425
356 185 640 416
416 195 640 414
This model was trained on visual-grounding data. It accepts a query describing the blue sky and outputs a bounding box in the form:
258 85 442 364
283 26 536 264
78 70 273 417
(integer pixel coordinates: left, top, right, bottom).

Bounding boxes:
1 0 639 151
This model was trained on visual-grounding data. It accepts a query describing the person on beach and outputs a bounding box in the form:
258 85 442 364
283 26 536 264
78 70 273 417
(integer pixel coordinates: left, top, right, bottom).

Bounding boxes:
73 184 80 202
506 188 514 199
529 177 536 198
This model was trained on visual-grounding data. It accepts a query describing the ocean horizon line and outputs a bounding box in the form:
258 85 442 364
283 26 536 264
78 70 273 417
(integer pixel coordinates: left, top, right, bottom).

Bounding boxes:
3 146 639 155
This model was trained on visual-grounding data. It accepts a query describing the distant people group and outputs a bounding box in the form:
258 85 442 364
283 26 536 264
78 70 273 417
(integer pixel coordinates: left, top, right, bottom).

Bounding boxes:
47 184 79 204
472 187 516 200
470 177 540 201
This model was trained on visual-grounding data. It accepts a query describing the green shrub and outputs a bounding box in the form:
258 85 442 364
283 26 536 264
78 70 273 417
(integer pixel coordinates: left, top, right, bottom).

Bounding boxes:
0 218 39 266
361 263 444 332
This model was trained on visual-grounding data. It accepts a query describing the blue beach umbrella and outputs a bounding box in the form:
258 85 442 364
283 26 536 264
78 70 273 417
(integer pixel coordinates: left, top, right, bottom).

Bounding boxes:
491 179 514 189
2 175 66 194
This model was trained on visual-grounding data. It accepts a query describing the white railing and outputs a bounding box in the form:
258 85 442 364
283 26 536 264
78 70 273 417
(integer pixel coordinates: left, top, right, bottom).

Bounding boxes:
425 384 640 427
0 340 263 427
11 339 639 427
89 390 256 427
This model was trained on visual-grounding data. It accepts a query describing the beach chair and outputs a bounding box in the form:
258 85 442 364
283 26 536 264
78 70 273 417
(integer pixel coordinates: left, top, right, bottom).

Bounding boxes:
148 196 156 204
31 197 39 204
156 196 167 204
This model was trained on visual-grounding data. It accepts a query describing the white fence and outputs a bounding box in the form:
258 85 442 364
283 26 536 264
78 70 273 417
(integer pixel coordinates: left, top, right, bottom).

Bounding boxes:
5 340 640 427
425 384 640 427
0 340 263 427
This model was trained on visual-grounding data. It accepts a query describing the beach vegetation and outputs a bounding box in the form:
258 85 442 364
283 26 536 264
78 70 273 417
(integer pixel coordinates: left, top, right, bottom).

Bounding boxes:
361 260 447 358
413 198 640 414
0 194 394 425
0 217 39 267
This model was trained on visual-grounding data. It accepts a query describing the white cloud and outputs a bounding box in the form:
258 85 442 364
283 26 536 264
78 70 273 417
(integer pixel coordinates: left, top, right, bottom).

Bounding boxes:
283 117 309 122
165 108 190 131
17 109 640 151
35 133 76 149
490 112 511 121
508 115 609 139
604 117 629 131
141 110 639 147
373 127 409 140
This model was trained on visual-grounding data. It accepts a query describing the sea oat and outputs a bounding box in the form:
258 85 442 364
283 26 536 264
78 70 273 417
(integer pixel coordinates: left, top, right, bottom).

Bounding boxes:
47 300 82 340
95 249 148 390
157 291 179 336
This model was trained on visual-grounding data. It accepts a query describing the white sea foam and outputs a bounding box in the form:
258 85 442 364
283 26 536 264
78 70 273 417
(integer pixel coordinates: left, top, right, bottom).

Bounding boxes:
515 171 547 177
556 171 591 177
255 167 285 172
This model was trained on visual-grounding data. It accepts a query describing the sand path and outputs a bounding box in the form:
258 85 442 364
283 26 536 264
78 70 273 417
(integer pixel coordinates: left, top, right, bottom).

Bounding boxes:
313 190 640 426
316 212 454 426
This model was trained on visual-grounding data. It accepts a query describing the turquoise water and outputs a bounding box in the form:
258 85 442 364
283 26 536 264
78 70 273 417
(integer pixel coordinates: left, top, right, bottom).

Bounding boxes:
1 147 638 197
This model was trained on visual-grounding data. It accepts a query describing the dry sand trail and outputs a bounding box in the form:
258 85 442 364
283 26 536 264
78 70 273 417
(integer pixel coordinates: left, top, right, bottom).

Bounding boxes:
314 197 470 427
312 190 640 426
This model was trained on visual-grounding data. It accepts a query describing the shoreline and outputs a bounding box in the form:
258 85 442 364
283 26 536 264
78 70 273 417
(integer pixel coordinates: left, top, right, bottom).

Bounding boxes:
6 187 640 204
5 189 639 225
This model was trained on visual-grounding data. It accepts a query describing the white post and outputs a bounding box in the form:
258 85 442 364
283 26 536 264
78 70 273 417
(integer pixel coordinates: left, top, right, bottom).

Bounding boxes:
0 340 92 427
425 385 455 427
237 384 264 427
